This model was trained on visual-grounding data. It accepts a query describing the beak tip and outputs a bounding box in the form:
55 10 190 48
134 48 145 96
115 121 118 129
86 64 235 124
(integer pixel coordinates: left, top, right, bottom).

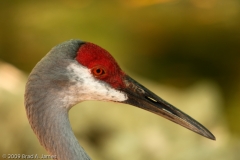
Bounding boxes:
201 131 216 140
209 135 216 141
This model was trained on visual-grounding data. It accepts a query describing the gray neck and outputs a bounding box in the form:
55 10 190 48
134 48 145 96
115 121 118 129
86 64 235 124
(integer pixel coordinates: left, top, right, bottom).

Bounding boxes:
24 39 91 160
25 84 91 160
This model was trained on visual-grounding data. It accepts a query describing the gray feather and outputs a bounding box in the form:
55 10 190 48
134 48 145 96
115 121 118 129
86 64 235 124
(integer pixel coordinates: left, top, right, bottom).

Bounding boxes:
25 40 91 160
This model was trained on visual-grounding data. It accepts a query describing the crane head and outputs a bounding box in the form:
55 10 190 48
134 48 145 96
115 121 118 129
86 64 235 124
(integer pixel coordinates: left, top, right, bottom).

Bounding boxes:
30 39 215 140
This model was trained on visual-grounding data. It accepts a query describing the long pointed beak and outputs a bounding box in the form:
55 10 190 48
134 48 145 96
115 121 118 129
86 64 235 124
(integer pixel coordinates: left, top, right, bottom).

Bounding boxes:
121 75 215 140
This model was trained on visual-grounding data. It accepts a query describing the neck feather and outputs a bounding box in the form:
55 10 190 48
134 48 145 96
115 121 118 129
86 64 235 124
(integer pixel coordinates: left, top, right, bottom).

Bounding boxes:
25 81 91 160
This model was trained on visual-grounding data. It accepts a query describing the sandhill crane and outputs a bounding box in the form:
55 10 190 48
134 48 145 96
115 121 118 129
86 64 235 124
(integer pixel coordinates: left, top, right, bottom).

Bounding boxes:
24 39 215 160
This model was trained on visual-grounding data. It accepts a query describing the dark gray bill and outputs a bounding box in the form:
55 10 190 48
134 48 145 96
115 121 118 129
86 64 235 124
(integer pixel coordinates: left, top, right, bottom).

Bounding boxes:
121 75 215 140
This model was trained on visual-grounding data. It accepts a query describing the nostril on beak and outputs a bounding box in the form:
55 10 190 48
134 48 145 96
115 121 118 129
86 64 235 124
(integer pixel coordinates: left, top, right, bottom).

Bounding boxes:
146 96 158 103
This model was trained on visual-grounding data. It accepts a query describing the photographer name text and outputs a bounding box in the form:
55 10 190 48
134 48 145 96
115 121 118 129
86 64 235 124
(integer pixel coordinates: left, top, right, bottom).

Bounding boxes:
2 154 57 159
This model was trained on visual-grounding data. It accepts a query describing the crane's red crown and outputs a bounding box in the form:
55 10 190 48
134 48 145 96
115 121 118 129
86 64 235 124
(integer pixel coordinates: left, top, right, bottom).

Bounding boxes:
76 42 125 89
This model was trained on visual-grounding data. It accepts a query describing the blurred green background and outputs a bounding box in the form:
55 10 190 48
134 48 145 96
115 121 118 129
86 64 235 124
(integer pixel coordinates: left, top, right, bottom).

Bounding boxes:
1 0 240 159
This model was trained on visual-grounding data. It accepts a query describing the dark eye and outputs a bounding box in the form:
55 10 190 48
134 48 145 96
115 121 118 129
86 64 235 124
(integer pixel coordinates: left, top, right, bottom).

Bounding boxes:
91 66 106 77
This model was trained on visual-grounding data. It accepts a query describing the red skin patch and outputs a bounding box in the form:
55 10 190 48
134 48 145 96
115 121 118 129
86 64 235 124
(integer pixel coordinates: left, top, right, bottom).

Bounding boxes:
76 42 126 89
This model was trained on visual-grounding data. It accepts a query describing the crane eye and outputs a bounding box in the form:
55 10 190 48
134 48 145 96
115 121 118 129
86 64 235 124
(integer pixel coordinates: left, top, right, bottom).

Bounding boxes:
91 66 106 78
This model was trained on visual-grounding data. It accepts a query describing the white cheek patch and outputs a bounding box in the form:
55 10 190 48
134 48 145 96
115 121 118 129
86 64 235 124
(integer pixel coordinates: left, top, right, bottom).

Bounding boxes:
66 63 127 103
